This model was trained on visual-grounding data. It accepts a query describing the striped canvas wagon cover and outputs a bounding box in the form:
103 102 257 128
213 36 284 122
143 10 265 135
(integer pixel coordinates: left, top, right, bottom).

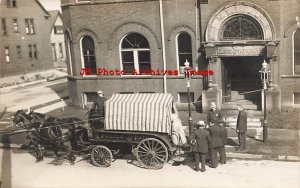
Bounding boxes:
104 93 174 134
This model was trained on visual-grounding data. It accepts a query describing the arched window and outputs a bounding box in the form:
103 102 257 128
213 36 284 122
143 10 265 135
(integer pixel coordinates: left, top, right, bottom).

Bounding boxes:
65 31 73 75
177 32 192 68
81 35 96 75
121 33 151 75
220 14 263 41
294 30 300 74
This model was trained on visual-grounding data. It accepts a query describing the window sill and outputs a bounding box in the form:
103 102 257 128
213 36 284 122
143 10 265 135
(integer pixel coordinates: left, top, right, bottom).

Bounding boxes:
281 75 300 78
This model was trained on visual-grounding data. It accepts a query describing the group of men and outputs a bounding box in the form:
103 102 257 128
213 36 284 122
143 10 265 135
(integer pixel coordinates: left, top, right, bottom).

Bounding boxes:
190 102 247 172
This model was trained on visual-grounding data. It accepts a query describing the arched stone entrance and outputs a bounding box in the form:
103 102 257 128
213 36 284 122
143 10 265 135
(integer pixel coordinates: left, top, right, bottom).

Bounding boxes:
202 1 279 112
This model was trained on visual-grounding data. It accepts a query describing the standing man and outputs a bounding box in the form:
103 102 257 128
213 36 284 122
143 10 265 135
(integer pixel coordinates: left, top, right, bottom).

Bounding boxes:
207 122 222 168
190 121 210 172
236 104 247 151
89 90 107 133
207 102 223 127
218 121 227 164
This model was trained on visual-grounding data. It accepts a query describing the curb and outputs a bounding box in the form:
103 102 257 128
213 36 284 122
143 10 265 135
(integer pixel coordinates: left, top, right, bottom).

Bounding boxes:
227 152 300 162
0 143 299 162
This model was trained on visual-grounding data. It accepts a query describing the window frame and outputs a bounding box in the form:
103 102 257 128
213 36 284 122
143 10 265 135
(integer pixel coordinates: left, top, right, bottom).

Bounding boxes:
16 45 21 58
176 32 193 75
293 30 300 75
2 18 7 35
120 33 151 76
80 35 97 77
293 92 300 108
5 47 10 63
13 18 19 33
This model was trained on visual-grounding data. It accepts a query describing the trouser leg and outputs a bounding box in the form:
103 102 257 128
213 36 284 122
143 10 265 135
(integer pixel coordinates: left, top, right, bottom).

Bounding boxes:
238 133 242 149
209 148 218 168
241 133 246 150
194 152 200 171
200 153 206 171
219 146 226 164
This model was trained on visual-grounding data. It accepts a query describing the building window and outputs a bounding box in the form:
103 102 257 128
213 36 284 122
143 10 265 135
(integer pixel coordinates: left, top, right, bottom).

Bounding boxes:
7 0 17 7
178 92 194 103
28 45 32 59
54 26 63 34
2 19 7 35
177 32 193 69
59 43 63 58
81 35 97 75
25 18 35 34
13 18 19 32
51 43 57 60
33 44 37 59
5 47 10 63
294 30 300 74
220 14 263 41
294 93 300 107
17 45 21 58
121 33 151 75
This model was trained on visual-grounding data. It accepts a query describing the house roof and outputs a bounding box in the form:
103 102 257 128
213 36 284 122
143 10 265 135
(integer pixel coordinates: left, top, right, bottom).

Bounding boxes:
35 0 51 17
48 10 62 33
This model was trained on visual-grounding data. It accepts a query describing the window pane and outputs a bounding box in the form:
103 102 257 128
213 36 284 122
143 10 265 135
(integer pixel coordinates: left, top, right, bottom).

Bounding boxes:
179 92 194 103
179 54 193 67
294 93 300 104
121 33 149 49
138 51 150 63
122 51 134 63
139 63 151 70
178 33 192 53
123 63 134 74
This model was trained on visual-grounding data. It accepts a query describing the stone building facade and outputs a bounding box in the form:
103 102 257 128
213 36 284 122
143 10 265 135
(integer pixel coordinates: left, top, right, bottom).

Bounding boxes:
0 0 53 77
61 0 300 112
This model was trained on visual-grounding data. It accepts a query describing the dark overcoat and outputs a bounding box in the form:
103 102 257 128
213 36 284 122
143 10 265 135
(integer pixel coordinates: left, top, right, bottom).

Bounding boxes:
237 110 247 133
91 97 107 117
190 128 210 153
219 126 228 146
208 125 222 148
207 109 223 126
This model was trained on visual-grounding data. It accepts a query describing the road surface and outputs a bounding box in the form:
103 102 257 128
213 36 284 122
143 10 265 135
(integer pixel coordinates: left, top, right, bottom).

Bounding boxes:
0 148 299 188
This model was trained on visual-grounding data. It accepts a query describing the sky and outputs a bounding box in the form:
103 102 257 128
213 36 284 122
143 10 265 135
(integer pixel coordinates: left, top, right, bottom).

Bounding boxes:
39 0 61 11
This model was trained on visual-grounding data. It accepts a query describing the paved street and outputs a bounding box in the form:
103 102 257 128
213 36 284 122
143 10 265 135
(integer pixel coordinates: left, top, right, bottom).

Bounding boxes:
0 79 68 112
0 148 299 188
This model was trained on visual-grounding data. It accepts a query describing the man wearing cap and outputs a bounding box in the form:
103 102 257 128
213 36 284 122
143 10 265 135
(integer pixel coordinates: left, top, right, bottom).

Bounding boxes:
190 121 210 172
207 102 223 127
90 90 107 132
236 104 247 151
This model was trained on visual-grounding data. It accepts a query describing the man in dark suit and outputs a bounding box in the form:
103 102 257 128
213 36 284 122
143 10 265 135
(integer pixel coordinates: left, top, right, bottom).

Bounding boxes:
236 104 247 151
190 121 210 172
207 102 223 127
207 122 222 168
218 121 227 164
90 90 107 135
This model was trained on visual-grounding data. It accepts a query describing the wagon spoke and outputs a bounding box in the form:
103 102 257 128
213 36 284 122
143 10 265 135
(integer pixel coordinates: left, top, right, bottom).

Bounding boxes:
154 155 165 162
141 143 150 151
153 142 159 150
153 146 164 152
137 150 148 154
139 146 149 152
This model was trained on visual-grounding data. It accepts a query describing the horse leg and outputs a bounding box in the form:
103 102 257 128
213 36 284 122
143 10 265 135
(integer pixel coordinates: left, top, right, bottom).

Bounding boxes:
35 143 43 163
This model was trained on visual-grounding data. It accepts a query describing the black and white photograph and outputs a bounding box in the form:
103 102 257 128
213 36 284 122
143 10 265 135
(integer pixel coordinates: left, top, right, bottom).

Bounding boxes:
0 0 299 187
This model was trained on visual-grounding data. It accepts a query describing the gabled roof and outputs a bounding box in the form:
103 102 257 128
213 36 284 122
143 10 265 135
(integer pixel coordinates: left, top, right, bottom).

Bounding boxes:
48 10 62 33
35 0 51 17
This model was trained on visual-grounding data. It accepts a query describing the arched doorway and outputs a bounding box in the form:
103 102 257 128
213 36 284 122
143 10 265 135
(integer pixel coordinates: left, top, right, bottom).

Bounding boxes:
204 1 277 110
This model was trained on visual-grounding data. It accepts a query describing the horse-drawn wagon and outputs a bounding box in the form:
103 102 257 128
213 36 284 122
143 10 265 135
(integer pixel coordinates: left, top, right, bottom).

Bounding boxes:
13 93 187 169
89 93 186 169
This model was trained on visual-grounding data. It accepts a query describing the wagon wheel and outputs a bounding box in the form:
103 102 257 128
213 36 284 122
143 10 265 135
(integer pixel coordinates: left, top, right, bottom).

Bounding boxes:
136 138 168 169
91 145 112 167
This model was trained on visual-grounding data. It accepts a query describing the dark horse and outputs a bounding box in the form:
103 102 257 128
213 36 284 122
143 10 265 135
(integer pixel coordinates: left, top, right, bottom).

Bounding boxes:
13 109 88 163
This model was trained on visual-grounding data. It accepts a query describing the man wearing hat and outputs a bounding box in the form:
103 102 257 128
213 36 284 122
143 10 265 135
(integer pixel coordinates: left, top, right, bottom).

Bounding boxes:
207 102 223 127
90 90 107 132
190 120 210 172
236 104 247 151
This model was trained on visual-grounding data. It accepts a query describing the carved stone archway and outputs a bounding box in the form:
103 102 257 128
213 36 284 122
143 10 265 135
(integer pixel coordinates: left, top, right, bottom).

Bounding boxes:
205 1 275 42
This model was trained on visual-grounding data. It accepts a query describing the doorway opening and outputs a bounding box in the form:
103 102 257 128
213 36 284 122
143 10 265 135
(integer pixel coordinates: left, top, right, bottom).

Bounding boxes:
221 56 263 106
